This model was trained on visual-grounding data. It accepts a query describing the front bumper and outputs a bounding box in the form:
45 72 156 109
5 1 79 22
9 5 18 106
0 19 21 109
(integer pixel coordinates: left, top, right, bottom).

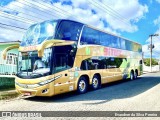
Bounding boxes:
15 83 54 97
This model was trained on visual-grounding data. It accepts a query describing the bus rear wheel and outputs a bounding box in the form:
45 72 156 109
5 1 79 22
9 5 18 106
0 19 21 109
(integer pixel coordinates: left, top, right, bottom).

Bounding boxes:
77 76 88 94
134 70 138 79
130 71 134 80
91 75 101 90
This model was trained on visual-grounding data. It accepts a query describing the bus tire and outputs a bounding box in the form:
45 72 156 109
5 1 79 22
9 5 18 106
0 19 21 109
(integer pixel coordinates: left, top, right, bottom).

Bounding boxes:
130 71 134 80
77 76 88 94
91 75 101 90
134 70 138 79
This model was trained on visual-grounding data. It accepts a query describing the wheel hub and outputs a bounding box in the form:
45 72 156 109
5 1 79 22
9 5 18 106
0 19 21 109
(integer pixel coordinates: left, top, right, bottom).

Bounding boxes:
79 80 86 91
93 78 98 88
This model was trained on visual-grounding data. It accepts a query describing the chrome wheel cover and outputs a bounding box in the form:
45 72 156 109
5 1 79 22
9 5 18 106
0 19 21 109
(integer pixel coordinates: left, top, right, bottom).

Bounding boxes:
79 80 86 92
131 72 134 80
92 77 98 88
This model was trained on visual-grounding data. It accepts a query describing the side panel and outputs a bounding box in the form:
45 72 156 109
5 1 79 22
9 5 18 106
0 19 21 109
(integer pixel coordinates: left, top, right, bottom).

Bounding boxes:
54 69 75 95
102 69 113 83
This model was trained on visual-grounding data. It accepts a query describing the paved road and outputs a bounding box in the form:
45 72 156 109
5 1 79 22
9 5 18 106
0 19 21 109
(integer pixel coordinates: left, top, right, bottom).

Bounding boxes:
0 72 160 119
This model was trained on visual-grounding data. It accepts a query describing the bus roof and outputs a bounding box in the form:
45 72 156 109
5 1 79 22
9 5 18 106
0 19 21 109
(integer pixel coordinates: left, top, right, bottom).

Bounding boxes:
21 19 141 48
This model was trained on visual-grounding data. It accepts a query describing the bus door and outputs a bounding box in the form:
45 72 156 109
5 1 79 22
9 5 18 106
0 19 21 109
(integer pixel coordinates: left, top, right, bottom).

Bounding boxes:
53 45 75 94
53 53 71 94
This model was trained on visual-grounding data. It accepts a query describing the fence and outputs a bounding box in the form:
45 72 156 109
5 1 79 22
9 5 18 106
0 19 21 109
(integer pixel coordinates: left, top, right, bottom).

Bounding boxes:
143 63 160 73
0 52 17 76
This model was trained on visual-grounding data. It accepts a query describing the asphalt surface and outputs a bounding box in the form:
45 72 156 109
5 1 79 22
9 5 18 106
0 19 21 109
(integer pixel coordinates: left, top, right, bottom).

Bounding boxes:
0 72 160 120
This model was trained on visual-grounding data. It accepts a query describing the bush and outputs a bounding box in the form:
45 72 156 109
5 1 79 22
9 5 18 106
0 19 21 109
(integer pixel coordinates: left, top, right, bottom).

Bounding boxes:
0 77 15 90
144 58 158 66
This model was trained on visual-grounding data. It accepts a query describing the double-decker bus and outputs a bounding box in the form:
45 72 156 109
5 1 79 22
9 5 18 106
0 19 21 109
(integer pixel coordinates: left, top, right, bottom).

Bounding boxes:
2 19 143 97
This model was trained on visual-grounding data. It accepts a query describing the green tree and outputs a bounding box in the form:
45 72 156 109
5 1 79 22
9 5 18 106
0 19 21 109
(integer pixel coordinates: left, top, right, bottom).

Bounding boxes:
144 58 158 66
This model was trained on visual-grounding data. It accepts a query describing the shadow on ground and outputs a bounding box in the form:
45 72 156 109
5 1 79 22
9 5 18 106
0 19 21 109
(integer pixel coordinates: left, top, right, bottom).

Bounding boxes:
25 75 160 104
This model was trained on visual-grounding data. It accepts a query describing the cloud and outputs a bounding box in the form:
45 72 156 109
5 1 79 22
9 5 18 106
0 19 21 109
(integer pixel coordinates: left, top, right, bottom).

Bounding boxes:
156 0 160 3
149 0 153 4
96 0 148 32
54 0 148 33
0 27 24 42
0 0 148 42
154 16 160 27
143 15 160 59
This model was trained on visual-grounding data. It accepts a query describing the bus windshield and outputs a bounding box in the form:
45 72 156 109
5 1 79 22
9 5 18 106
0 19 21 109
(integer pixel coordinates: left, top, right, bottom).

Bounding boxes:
17 48 52 78
21 20 57 47
17 44 77 79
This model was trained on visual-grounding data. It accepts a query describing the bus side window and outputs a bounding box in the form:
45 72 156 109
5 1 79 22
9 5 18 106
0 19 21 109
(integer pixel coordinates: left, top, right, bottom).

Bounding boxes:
126 40 132 51
80 60 88 70
80 26 100 45
99 57 108 69
87 59 94 70
98 58 105 69
55 20 83 41
139 60 143 64
121 38 126 50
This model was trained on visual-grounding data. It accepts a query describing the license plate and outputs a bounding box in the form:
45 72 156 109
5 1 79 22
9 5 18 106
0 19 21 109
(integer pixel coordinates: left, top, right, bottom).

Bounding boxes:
24 92 31 96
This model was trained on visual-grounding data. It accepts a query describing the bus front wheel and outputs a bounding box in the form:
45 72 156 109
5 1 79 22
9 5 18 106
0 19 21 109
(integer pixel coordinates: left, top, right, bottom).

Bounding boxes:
77 76 88 94
91 75 101 90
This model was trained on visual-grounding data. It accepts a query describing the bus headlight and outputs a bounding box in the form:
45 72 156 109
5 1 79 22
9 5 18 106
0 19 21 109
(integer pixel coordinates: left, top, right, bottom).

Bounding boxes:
27 84 40 88
38 74 62 86
38 79 53 86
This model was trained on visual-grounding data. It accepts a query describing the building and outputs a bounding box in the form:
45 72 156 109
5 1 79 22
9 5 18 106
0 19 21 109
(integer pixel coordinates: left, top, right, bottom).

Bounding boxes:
0 41 20 76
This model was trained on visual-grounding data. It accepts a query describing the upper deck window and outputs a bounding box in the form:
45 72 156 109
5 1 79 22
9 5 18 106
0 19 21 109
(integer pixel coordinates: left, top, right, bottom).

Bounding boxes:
80 26 100 45
80 26 142 52
21 20 57 46
55 20 83 41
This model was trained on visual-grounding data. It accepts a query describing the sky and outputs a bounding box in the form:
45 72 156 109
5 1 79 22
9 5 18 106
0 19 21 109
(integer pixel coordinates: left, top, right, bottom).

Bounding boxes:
0 0 160 58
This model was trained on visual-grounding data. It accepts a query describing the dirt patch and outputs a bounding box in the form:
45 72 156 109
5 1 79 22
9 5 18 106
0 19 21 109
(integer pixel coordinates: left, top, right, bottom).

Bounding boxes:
0 91 19 100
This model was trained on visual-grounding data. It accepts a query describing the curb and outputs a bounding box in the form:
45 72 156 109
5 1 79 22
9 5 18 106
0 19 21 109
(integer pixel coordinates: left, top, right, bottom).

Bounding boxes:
0 90 19 100
0 90 17 95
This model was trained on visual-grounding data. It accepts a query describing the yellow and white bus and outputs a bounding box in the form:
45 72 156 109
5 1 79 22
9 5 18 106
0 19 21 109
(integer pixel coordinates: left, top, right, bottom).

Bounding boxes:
2 19 143 97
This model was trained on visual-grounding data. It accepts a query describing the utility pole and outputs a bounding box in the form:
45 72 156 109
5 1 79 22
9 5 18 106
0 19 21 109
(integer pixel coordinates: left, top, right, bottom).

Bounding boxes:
149 34 159 72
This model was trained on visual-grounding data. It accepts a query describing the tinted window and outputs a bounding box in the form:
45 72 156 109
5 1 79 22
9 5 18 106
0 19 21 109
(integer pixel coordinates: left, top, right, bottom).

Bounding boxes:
117 37 121 49
100 32 110 46
80 57 123 70
106 57 123 68
139 60 143 64
55 21 83 41
99 56 107 69
110 36 118 48
125 40 133 51
52 45 77 73
80 57 100 70
80 27 100 45
80 26 140 52
80 60 88 70
138 45 142 52
121 38 126 50
21 20 57 46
